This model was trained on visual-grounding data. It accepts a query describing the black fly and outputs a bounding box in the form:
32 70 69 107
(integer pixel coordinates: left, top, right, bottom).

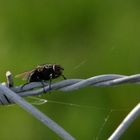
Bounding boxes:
16 64 66 90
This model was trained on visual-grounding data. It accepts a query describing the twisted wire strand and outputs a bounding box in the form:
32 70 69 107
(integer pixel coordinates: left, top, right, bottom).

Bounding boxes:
0 83 75 140
0 71 76 140
1 72 140 140
1 74 140 105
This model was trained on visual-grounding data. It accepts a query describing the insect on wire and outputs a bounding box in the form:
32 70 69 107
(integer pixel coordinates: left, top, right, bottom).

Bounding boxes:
15 64 67 90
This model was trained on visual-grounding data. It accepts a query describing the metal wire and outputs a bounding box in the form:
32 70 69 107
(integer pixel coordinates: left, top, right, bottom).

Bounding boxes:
1 73 140 105
1 72 140 140
0 72 75 140
108 103 140 140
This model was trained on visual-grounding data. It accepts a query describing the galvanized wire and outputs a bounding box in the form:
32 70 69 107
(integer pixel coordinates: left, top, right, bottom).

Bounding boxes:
0 72 75 140
1 72 140 140
1 74 140 105
108 103 140 140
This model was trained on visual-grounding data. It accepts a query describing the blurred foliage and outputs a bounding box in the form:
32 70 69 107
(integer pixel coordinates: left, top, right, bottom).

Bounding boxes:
0 0 140 139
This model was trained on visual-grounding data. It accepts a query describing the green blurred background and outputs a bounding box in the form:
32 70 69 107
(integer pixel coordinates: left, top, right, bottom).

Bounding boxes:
0 0 140 140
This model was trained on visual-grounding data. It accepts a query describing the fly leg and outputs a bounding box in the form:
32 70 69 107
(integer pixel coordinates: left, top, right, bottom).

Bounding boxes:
40 81 47 93
49 74 53 91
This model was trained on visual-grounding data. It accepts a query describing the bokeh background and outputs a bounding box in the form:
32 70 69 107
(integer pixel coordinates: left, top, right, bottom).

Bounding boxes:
0 0 140 140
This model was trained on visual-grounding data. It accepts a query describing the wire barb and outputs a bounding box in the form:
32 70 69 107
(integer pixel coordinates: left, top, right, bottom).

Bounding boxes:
6 71 14 87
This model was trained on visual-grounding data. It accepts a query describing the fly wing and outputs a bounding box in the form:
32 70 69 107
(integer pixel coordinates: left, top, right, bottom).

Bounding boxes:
15 70 34 81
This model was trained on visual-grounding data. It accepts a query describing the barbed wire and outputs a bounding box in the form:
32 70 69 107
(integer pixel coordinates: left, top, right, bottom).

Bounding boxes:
0 71 75 140
1 73 140 105
1 71 140 140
